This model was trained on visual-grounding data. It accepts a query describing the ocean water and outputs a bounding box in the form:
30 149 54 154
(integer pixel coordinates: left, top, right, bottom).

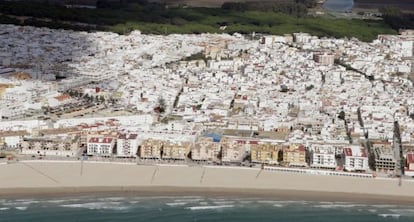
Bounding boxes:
323 0 354 12
0 195 413 222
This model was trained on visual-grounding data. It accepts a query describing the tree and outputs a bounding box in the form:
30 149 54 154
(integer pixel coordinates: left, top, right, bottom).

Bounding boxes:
338 110 345 120
158 96 166 113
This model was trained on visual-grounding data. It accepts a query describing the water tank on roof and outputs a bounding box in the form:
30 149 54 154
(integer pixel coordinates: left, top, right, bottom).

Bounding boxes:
205 133 222 142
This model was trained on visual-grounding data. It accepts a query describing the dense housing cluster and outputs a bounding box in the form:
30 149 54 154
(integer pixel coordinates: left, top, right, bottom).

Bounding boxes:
0 25 414 177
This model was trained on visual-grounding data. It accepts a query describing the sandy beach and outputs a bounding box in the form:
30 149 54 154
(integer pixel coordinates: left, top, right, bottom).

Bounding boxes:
0 161 413 204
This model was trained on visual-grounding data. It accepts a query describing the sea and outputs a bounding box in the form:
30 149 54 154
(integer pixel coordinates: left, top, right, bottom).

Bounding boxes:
323 0 354 12
1 195 414 222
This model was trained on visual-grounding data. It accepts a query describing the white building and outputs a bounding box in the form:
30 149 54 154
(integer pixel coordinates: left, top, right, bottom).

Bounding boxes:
343 146 369 172
116 133 138 157
87 137 115 156
309 144 337 169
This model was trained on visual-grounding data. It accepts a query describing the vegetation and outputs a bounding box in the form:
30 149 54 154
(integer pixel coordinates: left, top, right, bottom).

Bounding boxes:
0 0 397 42
379 7 414 30
182 52 208 62
157 96 166 114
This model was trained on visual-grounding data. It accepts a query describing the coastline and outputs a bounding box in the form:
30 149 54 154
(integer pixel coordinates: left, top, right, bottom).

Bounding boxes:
1 186 414 205
1 161 413 204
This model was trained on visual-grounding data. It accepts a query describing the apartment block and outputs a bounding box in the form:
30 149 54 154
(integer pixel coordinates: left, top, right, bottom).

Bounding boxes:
343 146 369 172
191 137 221 162
282 144 307 167
139 138 163 159
250 143 279 164
309 144 337 169
116 133 138 157
162 141 191 160
221 137 246 163
87 137 115 156
372 141 397 172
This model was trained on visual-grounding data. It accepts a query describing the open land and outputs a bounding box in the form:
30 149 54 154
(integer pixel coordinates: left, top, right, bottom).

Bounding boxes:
0 161 413 204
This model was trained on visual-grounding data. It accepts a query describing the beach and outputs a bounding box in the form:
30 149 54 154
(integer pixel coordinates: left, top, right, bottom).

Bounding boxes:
0 161 413 204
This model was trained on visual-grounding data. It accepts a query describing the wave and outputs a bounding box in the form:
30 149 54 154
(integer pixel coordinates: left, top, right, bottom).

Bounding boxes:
256 200 308 205
378 214 401 218
98 197 126 202
60 202 129 211
174 198 204 203
2 200 39 206
389 209 414 217
15 206 28 211
166 202 188 207
212 201 235 205
313 204 365 209
186 205 234 210
0 207 9 211
371 204 398 208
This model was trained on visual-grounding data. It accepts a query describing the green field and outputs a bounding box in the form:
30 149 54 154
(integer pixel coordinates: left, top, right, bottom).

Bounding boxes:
0 1 397 42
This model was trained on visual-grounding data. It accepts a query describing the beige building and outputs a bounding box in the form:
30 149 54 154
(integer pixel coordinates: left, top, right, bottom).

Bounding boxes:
21 135 80 157
220 137 246 163
162 141 191 160
139 139 163 159
250 143 279 165
191 137 221 162
282 144 307 167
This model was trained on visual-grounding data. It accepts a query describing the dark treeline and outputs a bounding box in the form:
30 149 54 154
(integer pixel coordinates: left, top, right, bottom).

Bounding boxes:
96 0 154 9
221 0 316 17
379 7 414 30
0 0 396 41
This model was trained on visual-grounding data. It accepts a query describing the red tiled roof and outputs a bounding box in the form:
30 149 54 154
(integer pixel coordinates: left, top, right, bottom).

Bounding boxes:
344 148 352 156
297 145 305 152
360 148 367 157
407 153 414 163
89 137 113 144
54 94 71 102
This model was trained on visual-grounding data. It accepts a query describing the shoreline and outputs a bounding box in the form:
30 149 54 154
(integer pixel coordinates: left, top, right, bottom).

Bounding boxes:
1 186 414 205
1 161 414 204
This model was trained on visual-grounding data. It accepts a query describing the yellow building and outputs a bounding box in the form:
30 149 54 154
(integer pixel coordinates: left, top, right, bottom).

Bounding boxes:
162 141 191 160
139 139 163 159
250 143 279 164
282 144 307 167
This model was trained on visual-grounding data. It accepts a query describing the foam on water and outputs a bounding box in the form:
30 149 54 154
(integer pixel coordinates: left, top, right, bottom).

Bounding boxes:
186 205 234 210
378 214 401 219
256 200 309 205
3 200 39 206
166 202 188 207
313 204 364 209
15 206 28 211
2 196 414 222
60 201 129 211
212 201 235 205
174 198 204 203
389 209 414 217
